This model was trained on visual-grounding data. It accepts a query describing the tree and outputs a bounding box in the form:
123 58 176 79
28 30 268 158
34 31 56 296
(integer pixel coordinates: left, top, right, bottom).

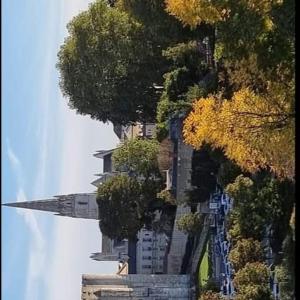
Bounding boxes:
275 217 295 300
176 212 203 235
228 238 264 272
165 0 290 61
112 138 159 177
275 262 294 300
233 262 273 300
157 189 176 205
189 147 219 203
57 0 205 124
167 0 295 181
183 86 295 179
216 160 243 188
117 0 204 44
225 175 294 244
165 0 223 28
155 40 215 140
199 291 225 300
97 175 155 239
57 1 148 124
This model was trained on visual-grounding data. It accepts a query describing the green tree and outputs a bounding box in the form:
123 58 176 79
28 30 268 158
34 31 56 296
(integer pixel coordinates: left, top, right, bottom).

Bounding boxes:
156 41 212 139
189 147 219 203
225 175 294 243
216 160 243 188
176 212 203 235
97 175 155 239
275 262 294 300
233 262 273 300
274 218 295 300
57 0 205 125
117 0 211 45
112 138 159 177
57 0 147 124
228 238 264 272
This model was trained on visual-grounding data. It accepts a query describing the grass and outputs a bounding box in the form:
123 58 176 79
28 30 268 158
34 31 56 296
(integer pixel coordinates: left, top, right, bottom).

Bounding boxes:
198 243 209 287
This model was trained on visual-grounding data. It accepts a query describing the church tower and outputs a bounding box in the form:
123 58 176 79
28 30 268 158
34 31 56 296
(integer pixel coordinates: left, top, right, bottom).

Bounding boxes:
3 193 99 220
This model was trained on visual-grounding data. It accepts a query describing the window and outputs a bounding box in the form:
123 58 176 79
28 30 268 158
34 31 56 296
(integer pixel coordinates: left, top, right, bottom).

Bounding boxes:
142 238 152 242
78 201 87 205
142 247 152 251
142 256 152 260
142 265 152 269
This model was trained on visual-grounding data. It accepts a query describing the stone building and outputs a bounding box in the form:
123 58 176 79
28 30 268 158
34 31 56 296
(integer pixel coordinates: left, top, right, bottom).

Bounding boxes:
91 227 168 275
3 193 99 219
90 142 168 275
81 274 193 300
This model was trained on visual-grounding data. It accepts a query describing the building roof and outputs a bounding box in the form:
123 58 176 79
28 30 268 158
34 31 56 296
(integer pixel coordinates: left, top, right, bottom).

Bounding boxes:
93 149 115 159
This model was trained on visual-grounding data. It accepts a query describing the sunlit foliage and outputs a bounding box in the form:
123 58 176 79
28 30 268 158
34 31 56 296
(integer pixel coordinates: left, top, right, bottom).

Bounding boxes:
183 85 294 179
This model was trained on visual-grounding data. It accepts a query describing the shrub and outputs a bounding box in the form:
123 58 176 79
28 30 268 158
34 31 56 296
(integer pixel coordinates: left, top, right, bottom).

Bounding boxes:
176 212 203 235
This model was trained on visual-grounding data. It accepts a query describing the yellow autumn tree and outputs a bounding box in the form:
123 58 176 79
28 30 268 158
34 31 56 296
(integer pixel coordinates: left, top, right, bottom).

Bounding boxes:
183 84 295 179
165 0 282 28
164 0 223 27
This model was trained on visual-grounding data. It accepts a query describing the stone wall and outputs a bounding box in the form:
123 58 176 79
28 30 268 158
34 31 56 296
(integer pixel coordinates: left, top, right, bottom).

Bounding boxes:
81 274 193 300
167 121 193 274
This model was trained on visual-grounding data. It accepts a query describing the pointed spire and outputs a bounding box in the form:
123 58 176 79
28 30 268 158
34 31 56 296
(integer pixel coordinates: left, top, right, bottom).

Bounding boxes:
3 193 98 219
3 198 62 213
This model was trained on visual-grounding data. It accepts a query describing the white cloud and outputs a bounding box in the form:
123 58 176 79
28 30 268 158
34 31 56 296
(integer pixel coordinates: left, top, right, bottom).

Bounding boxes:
44 1 119 299
45 108 119 299
46 218 118 299
6 143 47 300
16 189 45 249
7 1 120 299
7 141 21 169
16 189 47 300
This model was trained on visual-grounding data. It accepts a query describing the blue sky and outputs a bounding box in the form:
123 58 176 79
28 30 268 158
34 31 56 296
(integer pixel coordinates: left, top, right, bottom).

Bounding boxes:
2 1 119 299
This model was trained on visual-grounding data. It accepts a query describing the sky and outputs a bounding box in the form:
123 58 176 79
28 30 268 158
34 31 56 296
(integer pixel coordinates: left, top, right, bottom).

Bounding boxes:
2 0 119 299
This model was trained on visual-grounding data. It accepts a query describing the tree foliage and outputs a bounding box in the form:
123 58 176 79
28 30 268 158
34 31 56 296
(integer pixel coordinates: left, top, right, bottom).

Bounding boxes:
228 238 264 272
97 175 159 239
157 189 176 205
189 147 219 203
155 41 208 137
199 291 225 300
183 86 295 179
216 160 243 188
233 262 273 300
165 0 222 28
117 0 201 43
57 1 146 124
112 138 159 177
57 0 201 124
275 262 294 300
168 0 295 181
275 220 295 300
176 212 203 235
225 175 294 246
